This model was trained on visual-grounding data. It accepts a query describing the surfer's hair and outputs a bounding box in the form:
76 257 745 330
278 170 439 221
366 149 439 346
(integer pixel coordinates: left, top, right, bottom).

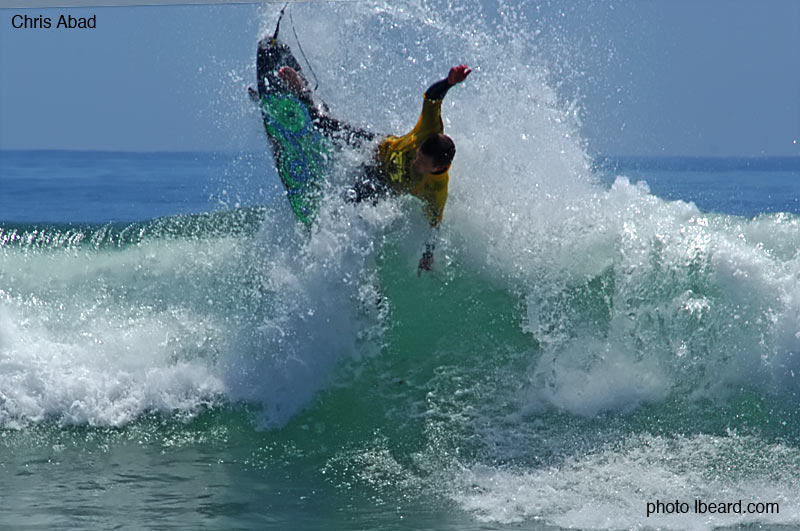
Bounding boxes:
419 134 455 168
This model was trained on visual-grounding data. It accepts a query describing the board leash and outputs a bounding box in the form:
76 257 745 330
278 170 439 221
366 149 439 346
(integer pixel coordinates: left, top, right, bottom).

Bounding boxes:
271 2 321 92
289 9 321 91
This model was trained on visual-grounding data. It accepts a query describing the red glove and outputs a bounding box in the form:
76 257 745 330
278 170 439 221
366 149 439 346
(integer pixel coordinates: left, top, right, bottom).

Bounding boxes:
447 64 472 85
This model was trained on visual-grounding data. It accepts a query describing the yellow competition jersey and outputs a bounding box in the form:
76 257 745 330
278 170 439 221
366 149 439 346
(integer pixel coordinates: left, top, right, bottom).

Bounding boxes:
377 96 449 226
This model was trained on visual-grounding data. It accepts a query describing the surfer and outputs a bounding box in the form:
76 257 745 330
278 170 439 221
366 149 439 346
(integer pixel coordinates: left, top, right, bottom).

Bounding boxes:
276 63 472 275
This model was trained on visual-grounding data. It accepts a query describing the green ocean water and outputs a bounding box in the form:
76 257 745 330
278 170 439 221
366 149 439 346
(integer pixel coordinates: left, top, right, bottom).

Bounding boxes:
3 199 800 529
0 211 529 530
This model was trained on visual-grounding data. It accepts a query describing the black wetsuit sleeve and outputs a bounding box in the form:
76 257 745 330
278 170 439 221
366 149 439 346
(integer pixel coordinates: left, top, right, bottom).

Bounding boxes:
425 78 453 100
314 114 377 147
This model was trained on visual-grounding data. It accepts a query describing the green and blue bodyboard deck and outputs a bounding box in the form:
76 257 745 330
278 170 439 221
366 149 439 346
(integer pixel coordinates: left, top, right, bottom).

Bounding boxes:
256 38 332 225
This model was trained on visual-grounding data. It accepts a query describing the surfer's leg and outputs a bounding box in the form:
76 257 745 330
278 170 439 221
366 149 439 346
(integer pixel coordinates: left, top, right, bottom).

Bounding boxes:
316 115 377 149
257 37 303 97
344 164 389 205
256 37 375 147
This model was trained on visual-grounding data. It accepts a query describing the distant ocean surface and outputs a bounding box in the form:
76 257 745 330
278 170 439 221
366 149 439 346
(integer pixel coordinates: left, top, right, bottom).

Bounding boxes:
594 156 800 218
4 151 799 223
1 150 274 224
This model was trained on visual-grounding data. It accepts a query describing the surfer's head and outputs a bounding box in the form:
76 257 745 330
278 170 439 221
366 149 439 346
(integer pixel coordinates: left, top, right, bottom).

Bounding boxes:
415 134 455 174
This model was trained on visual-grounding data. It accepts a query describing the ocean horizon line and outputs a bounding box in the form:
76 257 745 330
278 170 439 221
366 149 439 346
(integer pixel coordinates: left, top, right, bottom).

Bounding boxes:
3 148 799 160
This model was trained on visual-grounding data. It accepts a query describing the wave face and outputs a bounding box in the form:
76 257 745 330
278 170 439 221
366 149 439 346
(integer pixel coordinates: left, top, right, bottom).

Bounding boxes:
0 201 395 429
3 2 800 529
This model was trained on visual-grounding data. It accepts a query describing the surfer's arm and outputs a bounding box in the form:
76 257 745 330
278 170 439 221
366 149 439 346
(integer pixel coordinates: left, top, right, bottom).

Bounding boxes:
424 65 472 100
425 78 452 101
421 180 448 227
413 65 472 137
416 183 448 276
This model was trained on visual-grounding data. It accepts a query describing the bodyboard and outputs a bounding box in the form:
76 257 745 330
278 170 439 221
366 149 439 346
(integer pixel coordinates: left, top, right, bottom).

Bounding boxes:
256 38 332 225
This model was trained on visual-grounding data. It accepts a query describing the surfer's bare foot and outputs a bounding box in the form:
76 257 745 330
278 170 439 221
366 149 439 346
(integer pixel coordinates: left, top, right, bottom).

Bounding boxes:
278 66 307 95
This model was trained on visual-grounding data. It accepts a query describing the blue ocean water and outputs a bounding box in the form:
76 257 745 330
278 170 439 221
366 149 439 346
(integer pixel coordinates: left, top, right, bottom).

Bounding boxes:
4 151 799 224
3 3 800 531
0 150 275 223
594 156 800 218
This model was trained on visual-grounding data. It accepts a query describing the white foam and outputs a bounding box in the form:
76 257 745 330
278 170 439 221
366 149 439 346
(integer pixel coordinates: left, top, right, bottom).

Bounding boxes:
449 434 800 530
0 240 230 427
447 171 800 415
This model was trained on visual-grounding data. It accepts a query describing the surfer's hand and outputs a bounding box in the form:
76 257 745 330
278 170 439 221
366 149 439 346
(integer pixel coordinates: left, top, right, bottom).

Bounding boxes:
417 250 434 276
278 66 307 95
447 65 472 85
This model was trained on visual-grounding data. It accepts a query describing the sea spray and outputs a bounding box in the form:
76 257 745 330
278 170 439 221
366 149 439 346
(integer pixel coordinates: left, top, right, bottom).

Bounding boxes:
223 199 399 427
264 4 800 529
